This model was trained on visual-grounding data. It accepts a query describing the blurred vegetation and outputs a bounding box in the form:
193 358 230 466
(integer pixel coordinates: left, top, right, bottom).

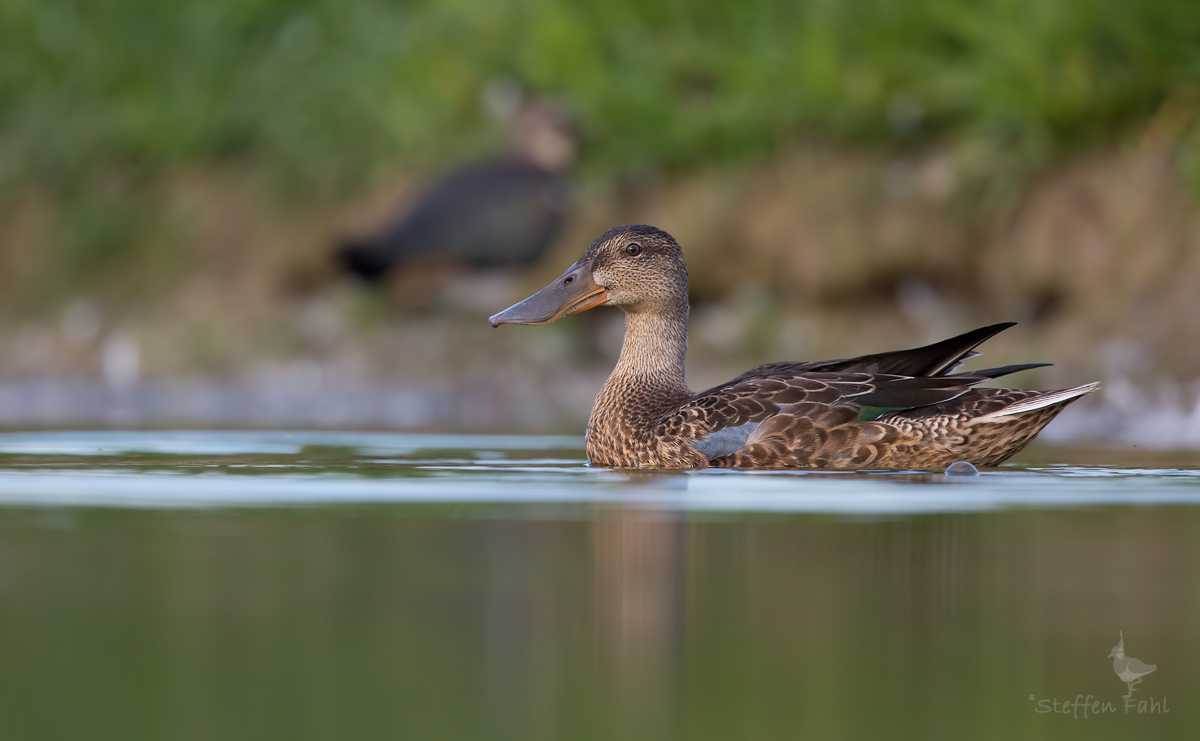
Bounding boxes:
2 0 1198 188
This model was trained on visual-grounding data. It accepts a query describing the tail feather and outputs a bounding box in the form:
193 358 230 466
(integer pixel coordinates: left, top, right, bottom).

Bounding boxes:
954 363 1051 380
812 323 1017 377
975 382 1100 420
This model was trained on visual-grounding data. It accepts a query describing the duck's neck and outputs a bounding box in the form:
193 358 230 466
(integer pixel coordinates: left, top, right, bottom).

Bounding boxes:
596 304 693 421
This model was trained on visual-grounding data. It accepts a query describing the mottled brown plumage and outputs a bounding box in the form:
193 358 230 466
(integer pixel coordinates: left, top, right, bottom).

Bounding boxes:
490 225 1099 470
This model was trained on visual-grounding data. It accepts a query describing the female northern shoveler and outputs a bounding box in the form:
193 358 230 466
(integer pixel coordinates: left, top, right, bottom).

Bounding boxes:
489 225 1098 469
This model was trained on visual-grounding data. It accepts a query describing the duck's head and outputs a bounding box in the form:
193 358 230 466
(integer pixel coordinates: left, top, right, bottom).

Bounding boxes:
489 225 688 327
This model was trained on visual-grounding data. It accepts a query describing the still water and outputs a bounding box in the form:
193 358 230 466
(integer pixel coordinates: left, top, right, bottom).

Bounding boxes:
0 431 1196 740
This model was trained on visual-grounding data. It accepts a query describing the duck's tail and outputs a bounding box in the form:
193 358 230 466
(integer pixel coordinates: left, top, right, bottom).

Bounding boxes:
973 382 1100 421
958 382 1099 465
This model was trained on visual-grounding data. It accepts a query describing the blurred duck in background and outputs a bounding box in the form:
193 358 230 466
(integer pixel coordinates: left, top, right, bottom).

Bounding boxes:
337 87 575 282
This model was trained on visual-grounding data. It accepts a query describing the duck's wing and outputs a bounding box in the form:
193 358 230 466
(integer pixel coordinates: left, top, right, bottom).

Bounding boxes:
707 382 1098 468
670 323 1046 458
739 323 1027 379
664 370 997 460
662 323 1064 463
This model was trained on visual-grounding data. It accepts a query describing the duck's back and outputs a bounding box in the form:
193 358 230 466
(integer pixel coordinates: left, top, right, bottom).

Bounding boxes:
652 325 1097 469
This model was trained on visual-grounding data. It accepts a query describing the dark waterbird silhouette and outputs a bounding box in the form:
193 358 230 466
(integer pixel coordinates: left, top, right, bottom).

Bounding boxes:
338 100 574 282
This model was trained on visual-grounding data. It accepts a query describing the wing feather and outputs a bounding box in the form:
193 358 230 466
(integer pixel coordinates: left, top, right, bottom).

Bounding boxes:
658 323 1066 464
731 323 1017 379
671 370 997 459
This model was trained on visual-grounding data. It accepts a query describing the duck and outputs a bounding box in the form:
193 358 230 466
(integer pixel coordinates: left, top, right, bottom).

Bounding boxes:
1108 632 1157 699
338 99 574 281
488 224 1099 470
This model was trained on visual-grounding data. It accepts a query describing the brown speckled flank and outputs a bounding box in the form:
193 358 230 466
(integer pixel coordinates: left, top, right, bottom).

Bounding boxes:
491 225 1098 470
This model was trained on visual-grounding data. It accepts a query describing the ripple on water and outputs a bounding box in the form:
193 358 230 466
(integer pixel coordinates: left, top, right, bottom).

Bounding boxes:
0 431 1195 513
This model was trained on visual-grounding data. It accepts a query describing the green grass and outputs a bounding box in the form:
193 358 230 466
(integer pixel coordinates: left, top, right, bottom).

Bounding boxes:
0 0 1198 303
2 0 1197 186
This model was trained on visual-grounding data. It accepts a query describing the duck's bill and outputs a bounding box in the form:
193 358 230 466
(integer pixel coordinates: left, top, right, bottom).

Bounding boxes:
489 260 608 327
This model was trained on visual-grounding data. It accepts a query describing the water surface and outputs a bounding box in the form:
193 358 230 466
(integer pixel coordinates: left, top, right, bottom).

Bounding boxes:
0 432 1195 740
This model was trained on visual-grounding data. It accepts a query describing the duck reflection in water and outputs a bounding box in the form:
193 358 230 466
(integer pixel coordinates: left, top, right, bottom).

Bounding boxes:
593 508 685 739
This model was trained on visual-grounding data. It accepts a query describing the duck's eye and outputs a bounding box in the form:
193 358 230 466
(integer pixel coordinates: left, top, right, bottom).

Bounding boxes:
625 243 642 256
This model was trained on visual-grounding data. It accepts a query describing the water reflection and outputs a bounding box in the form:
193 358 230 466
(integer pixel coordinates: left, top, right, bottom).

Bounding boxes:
0 503 1197 739
0 432 1197 739
593 509 685 740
